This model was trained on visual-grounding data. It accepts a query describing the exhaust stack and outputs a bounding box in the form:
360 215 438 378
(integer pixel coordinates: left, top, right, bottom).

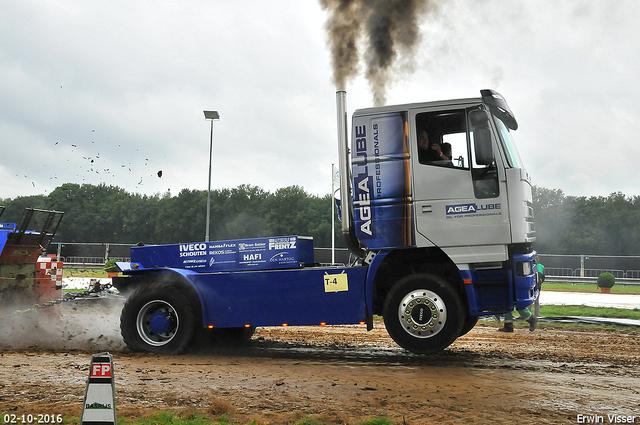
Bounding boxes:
336 91 365 258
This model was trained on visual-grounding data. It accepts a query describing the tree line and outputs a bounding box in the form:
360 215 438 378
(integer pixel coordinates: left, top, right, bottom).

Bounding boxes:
2 183 640 255
532 187 640 256
0 183 339 247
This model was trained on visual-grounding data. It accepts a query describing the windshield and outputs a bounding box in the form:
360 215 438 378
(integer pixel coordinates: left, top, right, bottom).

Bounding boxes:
493 114 523 168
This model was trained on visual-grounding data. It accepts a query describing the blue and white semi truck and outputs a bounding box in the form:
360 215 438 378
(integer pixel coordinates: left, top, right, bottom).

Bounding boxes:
114 90 538 354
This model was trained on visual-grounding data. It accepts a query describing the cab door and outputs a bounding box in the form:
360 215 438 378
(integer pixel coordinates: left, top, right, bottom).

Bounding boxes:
411 106 512 262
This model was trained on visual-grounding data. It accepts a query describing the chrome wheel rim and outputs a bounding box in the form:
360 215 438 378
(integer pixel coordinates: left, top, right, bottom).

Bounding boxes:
136 300 179 346
397 289 447 338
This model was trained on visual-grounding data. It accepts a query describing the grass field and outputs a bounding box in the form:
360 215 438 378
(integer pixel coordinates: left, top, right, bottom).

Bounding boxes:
538 304 640 320
63 269 110 278
540 283 640 319
543 282 640 294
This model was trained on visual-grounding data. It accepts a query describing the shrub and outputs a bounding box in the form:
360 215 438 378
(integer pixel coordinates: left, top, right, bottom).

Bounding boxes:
104 258 118 273
597 272 616 288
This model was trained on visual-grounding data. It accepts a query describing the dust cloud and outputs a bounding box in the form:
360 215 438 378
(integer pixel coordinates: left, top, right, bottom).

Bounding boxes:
319 0 438 105
0 300 126 352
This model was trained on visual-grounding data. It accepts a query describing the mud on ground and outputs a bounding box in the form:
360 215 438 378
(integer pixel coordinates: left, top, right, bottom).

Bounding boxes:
1 300 639 425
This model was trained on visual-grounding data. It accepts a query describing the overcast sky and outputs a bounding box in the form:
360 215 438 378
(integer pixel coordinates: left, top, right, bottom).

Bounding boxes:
1 0 639 201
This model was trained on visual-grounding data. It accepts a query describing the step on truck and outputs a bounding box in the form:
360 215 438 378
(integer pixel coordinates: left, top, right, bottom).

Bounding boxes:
113 89 538 354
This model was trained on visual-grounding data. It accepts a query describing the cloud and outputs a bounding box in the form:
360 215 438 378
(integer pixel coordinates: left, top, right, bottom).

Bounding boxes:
1 0 639 201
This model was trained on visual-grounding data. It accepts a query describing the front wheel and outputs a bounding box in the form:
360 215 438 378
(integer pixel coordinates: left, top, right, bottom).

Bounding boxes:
459 314 479 337
120 282 196 354
383 273 464 354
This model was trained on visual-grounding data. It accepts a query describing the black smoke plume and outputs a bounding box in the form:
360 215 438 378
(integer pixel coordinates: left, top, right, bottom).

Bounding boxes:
320 0 434 106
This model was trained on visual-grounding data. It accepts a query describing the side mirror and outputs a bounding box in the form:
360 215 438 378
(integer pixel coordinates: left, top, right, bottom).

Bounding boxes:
469 110 494 166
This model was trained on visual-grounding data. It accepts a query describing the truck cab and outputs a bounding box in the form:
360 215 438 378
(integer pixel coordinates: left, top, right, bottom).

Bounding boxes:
349 90 534 257
342 89 538 351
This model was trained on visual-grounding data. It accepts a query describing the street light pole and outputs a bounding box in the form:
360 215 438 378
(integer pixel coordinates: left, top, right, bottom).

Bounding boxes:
203 110 220 242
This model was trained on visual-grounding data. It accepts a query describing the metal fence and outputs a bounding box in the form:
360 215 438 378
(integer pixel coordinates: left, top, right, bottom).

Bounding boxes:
540 253 640 285
544 268 640 286
545 267 640 279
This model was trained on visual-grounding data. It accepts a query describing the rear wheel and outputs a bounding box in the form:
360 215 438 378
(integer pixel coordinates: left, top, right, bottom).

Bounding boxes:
383 273 464 354
120 282 196 354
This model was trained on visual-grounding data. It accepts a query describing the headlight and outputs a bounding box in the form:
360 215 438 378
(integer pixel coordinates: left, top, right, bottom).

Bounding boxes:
517 261 533 276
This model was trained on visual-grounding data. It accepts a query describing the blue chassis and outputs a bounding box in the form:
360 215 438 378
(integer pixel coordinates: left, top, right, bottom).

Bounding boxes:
119 250 538 329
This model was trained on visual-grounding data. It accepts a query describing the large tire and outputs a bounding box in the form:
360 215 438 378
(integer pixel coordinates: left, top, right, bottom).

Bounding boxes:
459 314 479 337
383 273 464 354
120 282 197 354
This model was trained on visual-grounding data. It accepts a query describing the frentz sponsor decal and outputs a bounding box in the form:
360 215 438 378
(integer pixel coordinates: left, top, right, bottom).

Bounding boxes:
268 238 296 250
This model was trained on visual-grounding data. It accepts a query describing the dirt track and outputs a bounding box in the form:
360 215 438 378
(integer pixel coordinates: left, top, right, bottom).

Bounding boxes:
1 300 639 424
